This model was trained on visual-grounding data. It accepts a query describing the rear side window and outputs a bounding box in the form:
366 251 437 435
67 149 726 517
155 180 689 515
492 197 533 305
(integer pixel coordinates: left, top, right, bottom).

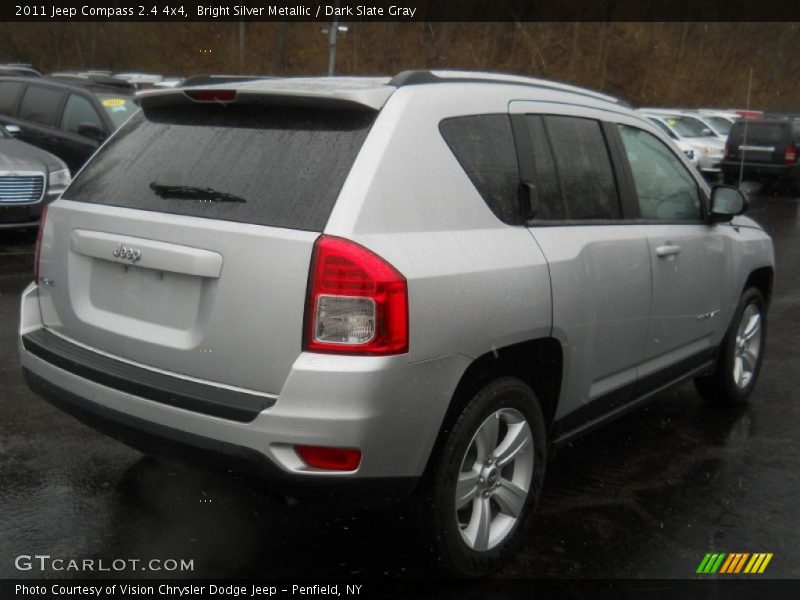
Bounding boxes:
543 116 620 220
60 94 103 134
65 105 376 232
0 81 25 115
18 85 66 126
439 114 521 225
522 115 564 220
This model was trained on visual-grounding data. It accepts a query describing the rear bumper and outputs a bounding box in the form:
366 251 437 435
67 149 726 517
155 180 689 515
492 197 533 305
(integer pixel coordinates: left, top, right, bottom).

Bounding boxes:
23 368 417 506
721 161 800 181
18 283 468 505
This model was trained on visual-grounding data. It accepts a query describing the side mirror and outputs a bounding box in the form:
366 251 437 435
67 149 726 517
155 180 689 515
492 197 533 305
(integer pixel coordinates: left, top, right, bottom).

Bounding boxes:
4 124 20 137
709 185 747 223
702 128 714 136
77 123 106 142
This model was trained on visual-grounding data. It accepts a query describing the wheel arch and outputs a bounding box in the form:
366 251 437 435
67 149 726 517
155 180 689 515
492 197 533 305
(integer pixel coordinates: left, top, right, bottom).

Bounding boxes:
421 338 563 477
743 265 774 308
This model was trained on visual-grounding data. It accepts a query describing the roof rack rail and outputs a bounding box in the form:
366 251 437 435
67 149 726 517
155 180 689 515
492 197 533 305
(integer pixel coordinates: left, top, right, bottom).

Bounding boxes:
388 70 628 107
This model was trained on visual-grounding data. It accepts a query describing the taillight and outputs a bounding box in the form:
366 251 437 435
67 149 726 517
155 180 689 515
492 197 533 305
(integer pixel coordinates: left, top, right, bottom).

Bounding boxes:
304 235 408 355
33 205 48 283
724 143 729 159
295 445 361 471
785 145 797 165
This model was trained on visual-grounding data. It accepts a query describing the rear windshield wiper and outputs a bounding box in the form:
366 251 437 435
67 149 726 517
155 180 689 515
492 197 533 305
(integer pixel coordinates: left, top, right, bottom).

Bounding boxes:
149 182 247 203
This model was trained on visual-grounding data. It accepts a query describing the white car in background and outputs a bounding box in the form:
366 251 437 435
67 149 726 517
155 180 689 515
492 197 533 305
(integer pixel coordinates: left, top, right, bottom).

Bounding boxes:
640 111 725 176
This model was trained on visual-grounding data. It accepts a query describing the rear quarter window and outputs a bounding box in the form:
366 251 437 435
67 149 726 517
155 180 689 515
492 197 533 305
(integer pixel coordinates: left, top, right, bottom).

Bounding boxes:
439 114 522 225
64 104 376 232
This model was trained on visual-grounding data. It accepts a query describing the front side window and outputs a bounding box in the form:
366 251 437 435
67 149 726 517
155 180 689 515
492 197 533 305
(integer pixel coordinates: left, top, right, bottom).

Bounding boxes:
60 94 103 134
618 125 701 221
95 94 137 129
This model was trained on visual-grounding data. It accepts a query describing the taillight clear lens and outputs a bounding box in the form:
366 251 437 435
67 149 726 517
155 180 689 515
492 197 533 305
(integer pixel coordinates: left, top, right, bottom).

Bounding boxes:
315 296 376 345
33 204 48 283
304 235 408 355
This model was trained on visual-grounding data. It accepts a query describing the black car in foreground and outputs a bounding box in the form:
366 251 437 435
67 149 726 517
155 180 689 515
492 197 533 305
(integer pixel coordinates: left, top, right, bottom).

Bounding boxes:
722 117 800 192
0 123 70 229
0 75 137 173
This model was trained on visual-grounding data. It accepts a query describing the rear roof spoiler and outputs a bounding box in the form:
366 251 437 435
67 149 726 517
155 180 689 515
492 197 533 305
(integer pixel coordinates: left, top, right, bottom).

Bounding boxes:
136 79 394 112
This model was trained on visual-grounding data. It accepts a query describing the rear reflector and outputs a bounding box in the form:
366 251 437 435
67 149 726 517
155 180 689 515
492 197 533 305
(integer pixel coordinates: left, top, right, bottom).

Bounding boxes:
296 445 361 471
33 204 48 283
184 89 236 102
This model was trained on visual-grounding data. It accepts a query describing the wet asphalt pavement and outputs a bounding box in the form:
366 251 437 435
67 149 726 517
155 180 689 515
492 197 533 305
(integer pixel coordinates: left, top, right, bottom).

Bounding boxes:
1 185 799 580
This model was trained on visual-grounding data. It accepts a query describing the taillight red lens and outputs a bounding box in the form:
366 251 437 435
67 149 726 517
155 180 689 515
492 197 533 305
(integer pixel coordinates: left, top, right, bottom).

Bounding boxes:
304 235 408 355
295 445 361 471
724 143 729 158
33 204 48 283
785 145 797 164
184 89 236 102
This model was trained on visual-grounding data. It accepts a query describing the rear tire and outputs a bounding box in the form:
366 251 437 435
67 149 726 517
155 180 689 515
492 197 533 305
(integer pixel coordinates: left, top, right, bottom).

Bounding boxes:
694 288 766 405
419 376 547 577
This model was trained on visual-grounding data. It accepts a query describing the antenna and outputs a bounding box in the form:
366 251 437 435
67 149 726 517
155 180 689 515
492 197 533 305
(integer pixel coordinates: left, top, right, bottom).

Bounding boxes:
738 67 753 188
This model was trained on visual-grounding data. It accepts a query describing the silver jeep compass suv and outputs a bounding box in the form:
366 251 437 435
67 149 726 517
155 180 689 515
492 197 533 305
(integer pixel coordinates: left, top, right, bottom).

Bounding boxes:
19 71 774 576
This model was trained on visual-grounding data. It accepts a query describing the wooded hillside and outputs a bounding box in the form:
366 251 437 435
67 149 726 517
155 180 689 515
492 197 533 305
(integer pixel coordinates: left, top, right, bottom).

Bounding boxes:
1 21 798 108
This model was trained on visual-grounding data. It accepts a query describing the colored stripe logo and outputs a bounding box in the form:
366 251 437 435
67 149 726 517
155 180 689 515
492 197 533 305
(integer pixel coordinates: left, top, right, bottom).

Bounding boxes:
696 552 773 574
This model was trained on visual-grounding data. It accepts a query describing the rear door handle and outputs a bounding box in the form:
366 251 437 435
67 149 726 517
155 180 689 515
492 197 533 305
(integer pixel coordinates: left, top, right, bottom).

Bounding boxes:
656 244 682 258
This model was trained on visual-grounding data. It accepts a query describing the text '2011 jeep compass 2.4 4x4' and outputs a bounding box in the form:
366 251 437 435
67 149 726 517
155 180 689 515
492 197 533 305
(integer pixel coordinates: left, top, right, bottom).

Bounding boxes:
19 71 774 576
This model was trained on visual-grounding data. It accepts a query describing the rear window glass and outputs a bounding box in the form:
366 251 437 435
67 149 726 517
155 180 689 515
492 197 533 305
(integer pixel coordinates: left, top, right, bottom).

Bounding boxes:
65 104 376 232
0 81 25 115
730 122 790 146
439 114 522 225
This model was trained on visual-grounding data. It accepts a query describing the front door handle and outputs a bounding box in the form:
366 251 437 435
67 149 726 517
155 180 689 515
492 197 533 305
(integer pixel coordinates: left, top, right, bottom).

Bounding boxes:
656 244 682 258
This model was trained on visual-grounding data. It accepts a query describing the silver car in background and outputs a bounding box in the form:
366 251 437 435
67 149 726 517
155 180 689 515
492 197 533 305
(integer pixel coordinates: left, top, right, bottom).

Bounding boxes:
0 123 70 229
19 71 774 576
641 111 726 176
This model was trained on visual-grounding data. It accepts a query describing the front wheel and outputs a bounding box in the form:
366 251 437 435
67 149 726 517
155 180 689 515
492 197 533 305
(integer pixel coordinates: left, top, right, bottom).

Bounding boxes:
420 377 547 577
695 288 767 405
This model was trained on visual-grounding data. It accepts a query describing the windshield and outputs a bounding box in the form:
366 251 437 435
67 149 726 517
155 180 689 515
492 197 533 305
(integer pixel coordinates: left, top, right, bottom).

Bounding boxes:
96 94 138 129
663 116 714 138
647 117 677 140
